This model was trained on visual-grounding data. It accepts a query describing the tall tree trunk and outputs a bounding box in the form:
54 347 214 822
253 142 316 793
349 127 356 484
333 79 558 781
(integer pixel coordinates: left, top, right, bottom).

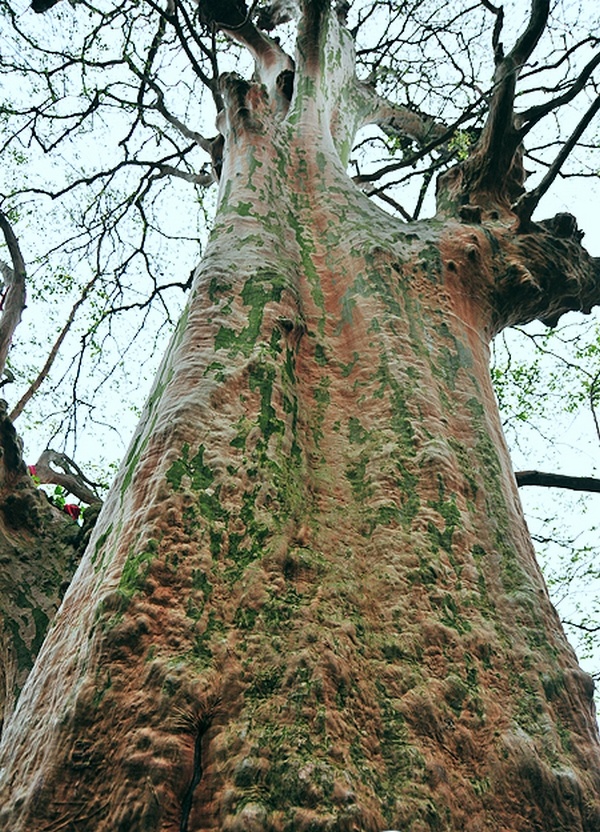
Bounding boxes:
1 6 599 831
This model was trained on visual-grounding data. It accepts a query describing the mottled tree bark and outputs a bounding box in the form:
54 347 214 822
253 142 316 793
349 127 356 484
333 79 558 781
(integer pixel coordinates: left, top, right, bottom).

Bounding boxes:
1 4 600 831
0 403 95 739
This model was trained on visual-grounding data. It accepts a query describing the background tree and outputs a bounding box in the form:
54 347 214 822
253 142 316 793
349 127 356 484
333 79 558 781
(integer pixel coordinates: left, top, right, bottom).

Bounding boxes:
1 1 600 830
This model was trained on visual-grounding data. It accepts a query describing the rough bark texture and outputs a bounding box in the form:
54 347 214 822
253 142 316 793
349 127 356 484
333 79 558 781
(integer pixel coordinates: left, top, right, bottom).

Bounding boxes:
0 403 94 738
1 5 600 832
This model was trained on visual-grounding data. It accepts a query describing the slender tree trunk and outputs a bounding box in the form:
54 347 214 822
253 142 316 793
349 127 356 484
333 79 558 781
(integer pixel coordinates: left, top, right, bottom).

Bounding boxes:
1 7 599 832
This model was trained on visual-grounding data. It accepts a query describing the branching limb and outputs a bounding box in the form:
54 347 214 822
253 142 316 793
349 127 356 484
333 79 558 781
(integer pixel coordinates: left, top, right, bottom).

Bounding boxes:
355 97 485 186
121 61 213 154
32 449 103 505
362 186 411 221
514 95 600 224
0 212 27 379
518 50 600 134
167 0 224 111
509 0 550 68
15 143 207 202
199 0 294 100
479 0 505 65
515 470 600 492
366 94 447 147
460 0 550 202
144 164 214 186
561 619 600 634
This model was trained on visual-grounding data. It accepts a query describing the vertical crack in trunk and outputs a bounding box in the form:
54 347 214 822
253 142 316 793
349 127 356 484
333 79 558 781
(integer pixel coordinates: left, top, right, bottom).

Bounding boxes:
179 715 211 832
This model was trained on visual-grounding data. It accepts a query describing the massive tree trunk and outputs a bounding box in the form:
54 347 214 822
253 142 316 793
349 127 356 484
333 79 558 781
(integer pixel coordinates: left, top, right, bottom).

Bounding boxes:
1 4 600 831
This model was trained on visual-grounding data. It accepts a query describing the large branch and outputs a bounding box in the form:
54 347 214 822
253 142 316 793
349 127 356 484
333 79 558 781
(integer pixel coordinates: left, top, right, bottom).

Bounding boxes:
355 96 487 190
491 213 600 333
199 0 294 104
0 212 27 378
460 0 550 202
366 95 447 147
516 470 600 493
509 0 550 67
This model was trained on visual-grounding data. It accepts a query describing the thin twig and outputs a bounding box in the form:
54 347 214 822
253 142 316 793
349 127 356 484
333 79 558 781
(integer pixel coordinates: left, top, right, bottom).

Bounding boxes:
10 275 97 421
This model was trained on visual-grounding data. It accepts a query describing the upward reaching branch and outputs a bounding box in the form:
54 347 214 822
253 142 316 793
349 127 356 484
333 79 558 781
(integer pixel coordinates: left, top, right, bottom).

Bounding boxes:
454 0 550 208
515 95 600 225
509 0 550 67
0 212 26 379
199 0 294 102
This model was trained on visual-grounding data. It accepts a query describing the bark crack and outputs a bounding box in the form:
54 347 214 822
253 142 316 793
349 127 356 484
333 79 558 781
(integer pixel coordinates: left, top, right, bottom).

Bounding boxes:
179 715 212 832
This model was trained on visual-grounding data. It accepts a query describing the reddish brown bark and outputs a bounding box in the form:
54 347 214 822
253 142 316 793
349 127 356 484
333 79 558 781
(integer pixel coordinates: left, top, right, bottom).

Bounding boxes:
1 3 600 831
0 405 96 737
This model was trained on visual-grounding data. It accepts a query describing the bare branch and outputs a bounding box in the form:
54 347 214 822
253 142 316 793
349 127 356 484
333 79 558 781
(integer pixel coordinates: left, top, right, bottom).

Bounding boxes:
515 95 600 224
168 0 224 111
9 275 97 422
518 50 600 134
561 619 600 634
0 212 27 378
480 0 505 66
515 470 600 493
590 372 600 443
32 449 102 505
120 61 213 153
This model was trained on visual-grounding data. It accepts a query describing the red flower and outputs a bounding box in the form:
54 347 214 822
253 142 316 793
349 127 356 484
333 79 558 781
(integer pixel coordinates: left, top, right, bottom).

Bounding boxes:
64 504 81 520
28 465 37 477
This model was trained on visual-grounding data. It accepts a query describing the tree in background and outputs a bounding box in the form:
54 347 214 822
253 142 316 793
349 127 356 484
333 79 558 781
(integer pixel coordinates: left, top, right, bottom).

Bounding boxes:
1 1 600 829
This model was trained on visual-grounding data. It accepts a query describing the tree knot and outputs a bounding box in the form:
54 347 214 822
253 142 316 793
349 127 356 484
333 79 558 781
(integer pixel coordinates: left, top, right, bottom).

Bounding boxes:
459 204 482 224
540 213 584 242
